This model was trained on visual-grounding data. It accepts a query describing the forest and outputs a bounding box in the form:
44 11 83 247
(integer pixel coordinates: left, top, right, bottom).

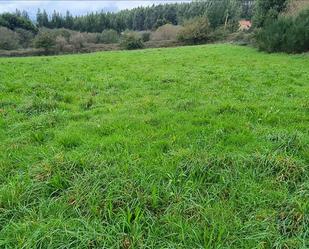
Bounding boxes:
34 1 255 32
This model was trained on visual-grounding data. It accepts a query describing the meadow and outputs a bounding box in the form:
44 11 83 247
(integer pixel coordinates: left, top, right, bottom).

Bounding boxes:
0 44 308 248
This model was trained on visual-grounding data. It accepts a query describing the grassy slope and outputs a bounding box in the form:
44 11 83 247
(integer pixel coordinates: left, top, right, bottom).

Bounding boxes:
0 45 308 248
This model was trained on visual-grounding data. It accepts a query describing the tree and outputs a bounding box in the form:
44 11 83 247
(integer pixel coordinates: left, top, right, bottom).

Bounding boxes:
36 9 49 27
132 8 145 30
284 0 309 16
152 24 182 41
0 27 20 50
55 36 68 52
36 9 43 27
164 5 177 25
42 10 49 27
34 31 56 53
15 28 35 48
240 0 255 19
21 10 30 20
0 12 37 32
51 10 63 28
99 29 119 44
2 1 252 34
154 18 169 29
177 17 211 44
70 33 86 50
65 11 74 29
256 8 309 53
253 0 288 27
224 0 242 31
120 32 144 50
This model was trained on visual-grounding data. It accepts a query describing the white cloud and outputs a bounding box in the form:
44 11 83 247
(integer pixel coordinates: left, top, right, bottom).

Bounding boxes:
0 1 190 19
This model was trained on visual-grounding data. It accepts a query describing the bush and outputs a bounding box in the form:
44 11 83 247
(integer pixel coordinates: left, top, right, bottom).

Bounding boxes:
15 28 35 48
253 0 288 27
151 24 182 41
55 36 68 52
0 27 20 50
256 8 309 53
99 29 119 44
177 17 211 44
120 32 144 50
70 33 87 50
284 0 309 16
141 32 151 42
208 26 231 42
34 31 56 53
83 33 97 44
50 28 71 42
226 31 255 46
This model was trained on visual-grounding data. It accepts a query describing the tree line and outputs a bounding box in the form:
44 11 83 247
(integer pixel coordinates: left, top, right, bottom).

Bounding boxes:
35 0 255 32
0 1 256 34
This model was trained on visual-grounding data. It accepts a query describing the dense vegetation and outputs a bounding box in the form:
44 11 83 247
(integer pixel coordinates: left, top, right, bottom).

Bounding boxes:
252 0 288 27
0 0 255 54
35 1 254 32
0 0 253 55
255 1 309 53
0 12 37 32
0 44 308 248
256 8 309 53
1 0 308 55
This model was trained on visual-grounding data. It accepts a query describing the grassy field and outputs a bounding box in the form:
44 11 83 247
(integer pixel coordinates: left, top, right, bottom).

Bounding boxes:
0 44 308 248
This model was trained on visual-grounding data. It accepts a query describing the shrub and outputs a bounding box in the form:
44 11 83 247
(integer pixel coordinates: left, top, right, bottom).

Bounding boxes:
256 8 309 53
226 31 255 46
284 0 309 16
0 27 20 50
83 33 97 44
120 32 144 50
55 36 68 52
34 31 56 53
151 24 182 41
141 32 151 42
292 8 309 51
177 17 211 44
50 28 71 42
253 0 288 27
15 28 35 48
99 29 119 44
208 26 231 42
70 33 86 50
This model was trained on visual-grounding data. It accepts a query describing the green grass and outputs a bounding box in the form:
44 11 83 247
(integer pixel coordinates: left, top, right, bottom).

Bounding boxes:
0 44 308 248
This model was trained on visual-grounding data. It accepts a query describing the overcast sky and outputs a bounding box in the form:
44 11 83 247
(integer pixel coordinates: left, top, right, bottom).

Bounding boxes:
0 1 190 19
